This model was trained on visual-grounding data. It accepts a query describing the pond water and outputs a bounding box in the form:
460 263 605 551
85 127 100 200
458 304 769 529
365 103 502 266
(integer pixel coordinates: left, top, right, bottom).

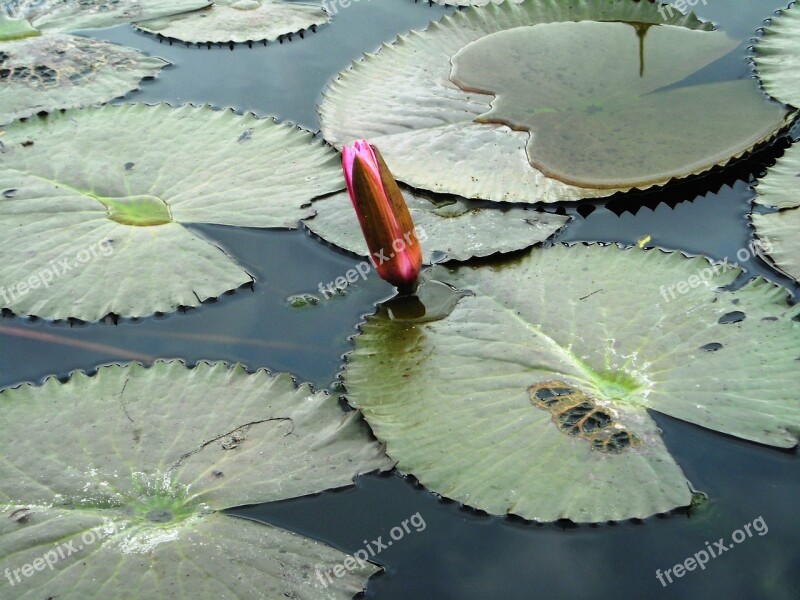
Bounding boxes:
1 1 799 599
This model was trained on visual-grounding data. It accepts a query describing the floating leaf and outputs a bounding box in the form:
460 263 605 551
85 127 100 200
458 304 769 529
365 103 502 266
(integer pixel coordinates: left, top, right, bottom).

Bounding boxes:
0 360 390 599
0 33 167 125
0 103 344 321
16 0 210 35
320 0 790 203
136 0 330 44
304 189 569 263
752 143 800 281
343 245 800 522
755 2 800 108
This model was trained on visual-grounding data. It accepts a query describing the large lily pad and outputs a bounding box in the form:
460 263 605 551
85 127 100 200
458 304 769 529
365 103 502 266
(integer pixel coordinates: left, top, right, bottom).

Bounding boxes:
0 33 167 125
11 0 210 35
0 360 390 599
304 189 570 263
755 2 800 108
343 244 800 522
320 0 790 203
136 0 330 44
751 143 800 281
0 103 344 321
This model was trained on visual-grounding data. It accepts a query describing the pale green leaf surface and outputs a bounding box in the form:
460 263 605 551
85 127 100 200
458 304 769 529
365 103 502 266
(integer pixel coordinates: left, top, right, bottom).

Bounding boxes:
755 2 800 108
0 34 166 125
136 0 330 44
344 245 800 522
24 0 210 33
0 360 389 599
448 22 786 189
0 104 344 320
304 189 570 262
320 0 779 203
752 142 800 281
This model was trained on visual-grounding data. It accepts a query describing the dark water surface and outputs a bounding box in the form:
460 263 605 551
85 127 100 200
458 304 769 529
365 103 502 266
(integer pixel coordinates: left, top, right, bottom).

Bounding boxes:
2 1 799 599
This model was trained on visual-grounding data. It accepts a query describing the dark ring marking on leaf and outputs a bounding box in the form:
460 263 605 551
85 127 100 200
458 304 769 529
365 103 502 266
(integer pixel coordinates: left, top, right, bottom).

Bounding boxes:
528 380 639 454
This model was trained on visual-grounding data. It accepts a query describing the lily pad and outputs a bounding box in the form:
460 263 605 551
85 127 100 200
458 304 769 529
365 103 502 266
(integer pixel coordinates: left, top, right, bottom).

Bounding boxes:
751 143 800 281
343 244 800 522
320 0 790 203
0 103 344 321
13 0 210 35
304 189 570 262
754 2 800 108
136 0 331 44
0 360 390 598
0 33 167 125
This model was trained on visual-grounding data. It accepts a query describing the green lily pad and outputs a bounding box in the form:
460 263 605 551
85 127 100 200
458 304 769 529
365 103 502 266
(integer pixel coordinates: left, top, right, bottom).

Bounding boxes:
0 33 167 125
136 0 330 44
754 2 800 108
0 360 390 599
16 0 210 35
0 103 344 321
343 244 800 522
0 12 39 41
304 189 570 263
751 143 800 281
449 22 788 190
320 0 790 203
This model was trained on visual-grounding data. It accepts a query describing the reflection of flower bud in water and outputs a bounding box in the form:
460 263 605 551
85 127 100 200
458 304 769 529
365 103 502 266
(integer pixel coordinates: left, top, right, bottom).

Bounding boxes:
342 140 423 294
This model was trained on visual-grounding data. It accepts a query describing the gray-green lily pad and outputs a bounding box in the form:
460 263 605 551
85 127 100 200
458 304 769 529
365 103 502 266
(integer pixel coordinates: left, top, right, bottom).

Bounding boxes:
304 189 570 262
754 2 800 108
12 0 210 35
0 33 167 125
320 0 790 203
343 244 800 522
0 360 390 599
136 0 330 44
0 103 344 321
751 143 800 281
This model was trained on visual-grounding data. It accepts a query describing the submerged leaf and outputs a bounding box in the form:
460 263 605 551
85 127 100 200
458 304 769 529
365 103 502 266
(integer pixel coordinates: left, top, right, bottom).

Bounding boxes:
0 103 343 321
136 0 330 44
320 0 790 203
755 2 800 108
0 360 390 599
751 143 800 281
0 33 166 125
305 189 569 262
344 245 800 522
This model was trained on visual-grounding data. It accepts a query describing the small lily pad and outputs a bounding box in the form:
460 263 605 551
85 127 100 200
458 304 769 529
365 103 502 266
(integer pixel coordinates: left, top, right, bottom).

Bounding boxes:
343 244 800 522
19 0 210 35
320 0 790 202
755 2 800 108
0 33 167 125
135 0 330 44
0 360 390 599
751 143 800 281
304 189 570 263
0 103 344 321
